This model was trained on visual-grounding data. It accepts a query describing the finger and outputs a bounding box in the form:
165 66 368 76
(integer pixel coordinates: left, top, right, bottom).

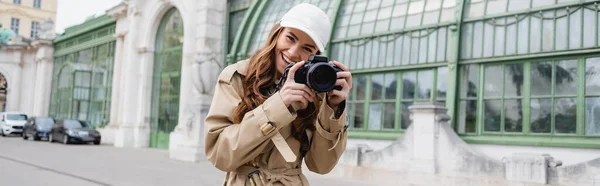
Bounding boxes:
287 61 306 81
284 82 309 90
291 96 308 109
299 85 316 102
328 89 347 100
329 61 349 72
335 79 350 91
336 71 352 79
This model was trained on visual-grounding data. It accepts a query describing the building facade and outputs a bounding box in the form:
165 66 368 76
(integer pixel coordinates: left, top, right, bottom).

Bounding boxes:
0 19 54 116
45 0 600 184
0 0 57 39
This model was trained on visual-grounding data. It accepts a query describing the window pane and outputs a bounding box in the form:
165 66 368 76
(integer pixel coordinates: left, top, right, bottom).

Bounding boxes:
486 0 508 15
508 0 530 12
437 66 448 99
383 103 396 129
483 23 494 57
356 76 367 101
570 9 583 49
401 102 412 129
371 74 384 100
385 73 397 99
540 12 554 52
484 100 502 132
402 35 411 64
459 100 477 133
354 103 365 128
504 64 524 97
410 34 419 64
504 99 523 132
419 34 428 63
585 97 600 135
473 22 483 58
369 103 383 130
417 70 433 99
555 98 577 134
531 98 552 133
555 60 578 96
532 0 554 7
531 62 552 96
494 20 505 56
530 16 541 53
428 29 438 62
518 17 529 54
484 65 503 97
506 19 517 55
586 58 600 95
461 65 479 98
584 9 595 48
403 72 416 99
437 27 447 61
556 10 568 50
371 41 380 68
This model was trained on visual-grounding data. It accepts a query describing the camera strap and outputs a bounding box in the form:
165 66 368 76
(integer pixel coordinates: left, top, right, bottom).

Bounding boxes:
276 63 295 91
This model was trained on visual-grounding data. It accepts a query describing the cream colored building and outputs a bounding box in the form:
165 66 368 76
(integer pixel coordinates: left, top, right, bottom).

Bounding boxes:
0 0 56 38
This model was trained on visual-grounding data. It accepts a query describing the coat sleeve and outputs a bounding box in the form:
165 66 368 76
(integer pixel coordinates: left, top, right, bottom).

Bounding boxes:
304 100 348 174
204 66 297 172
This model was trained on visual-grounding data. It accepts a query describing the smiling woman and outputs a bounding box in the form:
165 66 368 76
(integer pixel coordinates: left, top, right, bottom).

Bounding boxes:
205 3 353 186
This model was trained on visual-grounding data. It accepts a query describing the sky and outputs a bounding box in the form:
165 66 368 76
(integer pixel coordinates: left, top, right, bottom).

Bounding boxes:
55 0 123 34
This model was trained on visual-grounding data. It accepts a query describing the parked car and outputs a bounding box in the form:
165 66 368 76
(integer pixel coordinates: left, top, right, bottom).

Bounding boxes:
0 112 28 137
49 119 101 145
23 116 55 141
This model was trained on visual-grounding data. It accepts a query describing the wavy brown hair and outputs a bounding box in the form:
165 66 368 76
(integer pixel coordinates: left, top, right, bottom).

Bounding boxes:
232 24 320 146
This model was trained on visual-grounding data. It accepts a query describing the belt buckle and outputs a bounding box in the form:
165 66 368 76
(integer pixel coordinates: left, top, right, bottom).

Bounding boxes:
248 170 266 186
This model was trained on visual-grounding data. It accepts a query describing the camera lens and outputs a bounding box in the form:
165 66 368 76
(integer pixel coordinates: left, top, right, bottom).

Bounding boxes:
307 63 337 92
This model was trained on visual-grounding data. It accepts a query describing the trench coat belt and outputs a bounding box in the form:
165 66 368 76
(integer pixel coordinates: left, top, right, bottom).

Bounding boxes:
236 165 303 185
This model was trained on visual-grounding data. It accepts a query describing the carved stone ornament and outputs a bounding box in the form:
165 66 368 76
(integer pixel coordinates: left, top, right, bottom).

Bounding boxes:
38 18 54 40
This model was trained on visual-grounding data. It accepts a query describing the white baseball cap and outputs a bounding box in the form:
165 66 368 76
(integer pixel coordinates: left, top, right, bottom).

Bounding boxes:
279 3 332 52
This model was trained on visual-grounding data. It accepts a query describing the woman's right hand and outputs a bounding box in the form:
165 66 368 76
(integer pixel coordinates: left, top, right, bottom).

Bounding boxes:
280 61 316 110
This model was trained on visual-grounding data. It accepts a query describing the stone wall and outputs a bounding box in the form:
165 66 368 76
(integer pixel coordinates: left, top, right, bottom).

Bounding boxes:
330 102 600 186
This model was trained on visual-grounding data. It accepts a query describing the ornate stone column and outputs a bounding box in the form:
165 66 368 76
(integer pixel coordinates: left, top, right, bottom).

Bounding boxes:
115 2 141 148
168 0 226 162
101 2 128 145
31 39 53 116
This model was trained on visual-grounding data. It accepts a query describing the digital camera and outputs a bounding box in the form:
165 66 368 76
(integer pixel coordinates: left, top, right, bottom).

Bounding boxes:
282 55 342 93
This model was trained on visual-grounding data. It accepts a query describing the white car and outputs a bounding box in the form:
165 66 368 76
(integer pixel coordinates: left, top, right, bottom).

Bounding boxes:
0 112 28 137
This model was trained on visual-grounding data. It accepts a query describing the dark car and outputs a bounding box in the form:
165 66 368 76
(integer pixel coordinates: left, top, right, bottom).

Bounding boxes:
49 119 101 145
23 116 55 141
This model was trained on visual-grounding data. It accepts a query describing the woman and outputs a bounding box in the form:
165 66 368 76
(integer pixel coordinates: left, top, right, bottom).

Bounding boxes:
204 3 352 186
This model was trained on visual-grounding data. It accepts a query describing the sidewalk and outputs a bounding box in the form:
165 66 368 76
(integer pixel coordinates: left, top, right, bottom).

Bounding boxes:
0 137 368 186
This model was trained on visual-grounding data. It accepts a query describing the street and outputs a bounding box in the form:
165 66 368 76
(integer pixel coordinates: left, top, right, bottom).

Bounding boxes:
0 136 368 186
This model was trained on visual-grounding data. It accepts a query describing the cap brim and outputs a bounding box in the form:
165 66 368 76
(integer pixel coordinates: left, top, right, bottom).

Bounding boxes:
280 20 326 52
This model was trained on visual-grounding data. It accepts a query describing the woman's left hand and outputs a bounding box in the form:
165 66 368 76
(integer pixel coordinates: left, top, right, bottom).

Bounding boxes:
327 61 352 109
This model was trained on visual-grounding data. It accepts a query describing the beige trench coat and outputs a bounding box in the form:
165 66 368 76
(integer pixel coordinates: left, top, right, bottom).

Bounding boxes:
204 60 348 186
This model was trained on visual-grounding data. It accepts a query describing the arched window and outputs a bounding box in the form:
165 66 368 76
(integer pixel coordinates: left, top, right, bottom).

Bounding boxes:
150 8 184 149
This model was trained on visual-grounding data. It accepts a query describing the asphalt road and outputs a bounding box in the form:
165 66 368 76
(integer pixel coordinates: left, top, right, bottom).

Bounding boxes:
0 135 368 186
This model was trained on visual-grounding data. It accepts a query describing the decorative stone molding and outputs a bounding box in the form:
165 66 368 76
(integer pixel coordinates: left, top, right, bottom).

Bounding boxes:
502 153 562 184
113 30 128 39
136 46 154 53
193 52 223 95
107 2 129 18
38 18 55 40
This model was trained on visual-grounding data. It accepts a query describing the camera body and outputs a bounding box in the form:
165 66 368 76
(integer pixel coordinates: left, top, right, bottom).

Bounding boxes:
283 55 342 93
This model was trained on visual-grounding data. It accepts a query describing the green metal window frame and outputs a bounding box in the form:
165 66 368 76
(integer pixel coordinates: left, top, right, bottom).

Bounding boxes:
149 8 184 149
347 66 448 139
461 1 600 61
457 54 600 148
50 41 115 128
